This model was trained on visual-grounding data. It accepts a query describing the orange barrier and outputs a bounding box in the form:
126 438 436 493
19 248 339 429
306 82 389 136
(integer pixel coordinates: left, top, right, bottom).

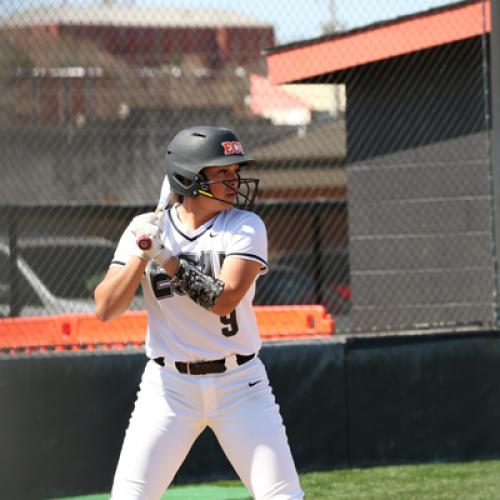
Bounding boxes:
0 305 334 352
0 311 147 352
255 305 334 340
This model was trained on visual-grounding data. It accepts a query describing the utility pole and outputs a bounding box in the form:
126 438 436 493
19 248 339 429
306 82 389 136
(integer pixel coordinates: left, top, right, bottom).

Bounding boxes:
322 0 342 35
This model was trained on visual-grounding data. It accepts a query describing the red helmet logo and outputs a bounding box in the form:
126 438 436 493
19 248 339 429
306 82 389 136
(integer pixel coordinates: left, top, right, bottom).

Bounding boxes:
221 141 243 155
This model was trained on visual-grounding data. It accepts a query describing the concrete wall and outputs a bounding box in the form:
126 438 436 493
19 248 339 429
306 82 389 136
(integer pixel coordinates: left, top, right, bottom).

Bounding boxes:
1 332 500 499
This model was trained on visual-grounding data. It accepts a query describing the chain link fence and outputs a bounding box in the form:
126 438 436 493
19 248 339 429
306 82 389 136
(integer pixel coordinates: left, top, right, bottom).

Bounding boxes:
0 0 495 338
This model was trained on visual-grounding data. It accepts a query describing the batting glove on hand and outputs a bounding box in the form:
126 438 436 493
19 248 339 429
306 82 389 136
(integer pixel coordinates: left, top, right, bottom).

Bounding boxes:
129 212 172 267
126 213 155 261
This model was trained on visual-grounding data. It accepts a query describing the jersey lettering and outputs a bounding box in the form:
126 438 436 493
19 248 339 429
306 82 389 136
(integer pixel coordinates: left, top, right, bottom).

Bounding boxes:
150 270 173 299
221 310 238 337
149 261 185 299
216 253 239 336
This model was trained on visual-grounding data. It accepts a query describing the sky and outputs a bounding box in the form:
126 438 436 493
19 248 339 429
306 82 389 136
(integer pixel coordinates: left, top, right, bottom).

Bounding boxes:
2 0 457 44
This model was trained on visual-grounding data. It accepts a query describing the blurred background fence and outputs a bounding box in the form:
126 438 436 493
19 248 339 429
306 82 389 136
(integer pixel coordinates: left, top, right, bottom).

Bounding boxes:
0 0 496 337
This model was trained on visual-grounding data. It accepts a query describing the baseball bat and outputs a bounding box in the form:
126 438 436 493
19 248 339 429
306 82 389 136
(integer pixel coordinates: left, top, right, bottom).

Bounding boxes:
136 235 154 251
136 175 172 250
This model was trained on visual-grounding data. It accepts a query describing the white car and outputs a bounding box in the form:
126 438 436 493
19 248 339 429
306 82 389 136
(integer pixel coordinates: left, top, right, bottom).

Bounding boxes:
0 236 143 317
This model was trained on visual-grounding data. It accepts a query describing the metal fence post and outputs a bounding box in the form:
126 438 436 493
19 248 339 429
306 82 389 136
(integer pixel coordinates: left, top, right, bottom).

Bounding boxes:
9 208 19 317
489 0 500 326
311 203 324 306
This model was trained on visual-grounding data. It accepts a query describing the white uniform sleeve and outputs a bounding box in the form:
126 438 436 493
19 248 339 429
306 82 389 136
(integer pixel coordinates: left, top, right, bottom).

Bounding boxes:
110 213 150 267
225 212 268 275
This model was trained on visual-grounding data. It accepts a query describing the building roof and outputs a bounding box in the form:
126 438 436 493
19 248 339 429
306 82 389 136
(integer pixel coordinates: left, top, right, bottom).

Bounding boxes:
245 118 347 199
265 0 490 85
0 29 132 75
3 4 272 28
253 118 345 162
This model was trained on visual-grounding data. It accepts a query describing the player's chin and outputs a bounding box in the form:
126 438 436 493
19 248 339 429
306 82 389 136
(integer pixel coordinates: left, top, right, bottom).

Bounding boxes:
222 193 237 206
211 196 234 210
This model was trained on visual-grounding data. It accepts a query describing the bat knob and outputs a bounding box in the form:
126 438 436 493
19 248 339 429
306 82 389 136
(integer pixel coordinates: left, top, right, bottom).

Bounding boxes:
137 237 152 251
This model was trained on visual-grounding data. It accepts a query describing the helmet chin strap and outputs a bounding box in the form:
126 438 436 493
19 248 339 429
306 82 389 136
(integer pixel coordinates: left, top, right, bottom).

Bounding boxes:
196 188 235 207
196 188 218 200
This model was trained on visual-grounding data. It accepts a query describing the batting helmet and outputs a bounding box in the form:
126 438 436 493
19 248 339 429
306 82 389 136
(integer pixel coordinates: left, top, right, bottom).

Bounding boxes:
165 126 259 210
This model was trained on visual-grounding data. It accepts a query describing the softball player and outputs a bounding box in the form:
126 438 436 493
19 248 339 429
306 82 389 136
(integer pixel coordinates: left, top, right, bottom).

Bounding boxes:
94 126 303 499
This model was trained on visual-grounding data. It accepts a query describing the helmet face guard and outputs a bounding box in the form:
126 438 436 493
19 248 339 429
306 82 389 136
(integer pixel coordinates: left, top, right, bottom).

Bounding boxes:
165 126 259 210
197 176 260 210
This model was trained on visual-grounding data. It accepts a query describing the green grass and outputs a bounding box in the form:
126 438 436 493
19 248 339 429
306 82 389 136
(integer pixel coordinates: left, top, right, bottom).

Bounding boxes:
300 460 500 499
52 459 500 499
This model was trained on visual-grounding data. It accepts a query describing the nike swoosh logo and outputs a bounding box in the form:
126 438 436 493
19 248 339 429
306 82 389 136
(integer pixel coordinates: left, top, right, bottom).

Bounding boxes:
248 380 261 387
209 232 217 237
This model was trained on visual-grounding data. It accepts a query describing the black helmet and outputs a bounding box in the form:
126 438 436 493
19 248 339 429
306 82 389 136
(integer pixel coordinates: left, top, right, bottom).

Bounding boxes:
165 125 259 210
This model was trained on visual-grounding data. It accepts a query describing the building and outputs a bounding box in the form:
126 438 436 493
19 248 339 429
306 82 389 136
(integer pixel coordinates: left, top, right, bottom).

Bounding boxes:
264 0 496 332
0 4 274 126
3 4 274 70
249 74 346 126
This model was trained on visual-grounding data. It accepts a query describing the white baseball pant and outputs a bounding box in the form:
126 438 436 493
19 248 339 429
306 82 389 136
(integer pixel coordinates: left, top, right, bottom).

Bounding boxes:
111 356 304 499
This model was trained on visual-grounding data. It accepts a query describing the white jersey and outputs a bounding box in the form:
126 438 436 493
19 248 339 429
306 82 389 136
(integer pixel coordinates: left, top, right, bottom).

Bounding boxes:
111 205 268 362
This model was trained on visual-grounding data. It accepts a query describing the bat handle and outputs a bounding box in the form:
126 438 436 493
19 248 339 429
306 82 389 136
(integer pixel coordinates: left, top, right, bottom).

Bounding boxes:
136 236 152 251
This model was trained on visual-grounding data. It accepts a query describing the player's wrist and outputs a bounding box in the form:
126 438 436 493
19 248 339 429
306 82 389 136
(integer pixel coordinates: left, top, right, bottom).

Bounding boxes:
152 248 173 269
128 246 149 261
133 252 149 263
161 256 180 276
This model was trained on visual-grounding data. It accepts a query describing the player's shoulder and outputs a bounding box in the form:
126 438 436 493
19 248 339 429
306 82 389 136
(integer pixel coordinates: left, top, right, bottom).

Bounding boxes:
224 208 265 228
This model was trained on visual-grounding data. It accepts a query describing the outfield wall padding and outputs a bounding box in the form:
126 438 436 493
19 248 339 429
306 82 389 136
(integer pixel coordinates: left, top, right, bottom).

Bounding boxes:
1 333 500 499
0 352 145 500
346 333 500 466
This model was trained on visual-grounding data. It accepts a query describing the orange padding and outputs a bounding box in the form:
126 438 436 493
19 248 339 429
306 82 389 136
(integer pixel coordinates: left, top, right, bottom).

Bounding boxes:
255 305 334 339
0 305 334 351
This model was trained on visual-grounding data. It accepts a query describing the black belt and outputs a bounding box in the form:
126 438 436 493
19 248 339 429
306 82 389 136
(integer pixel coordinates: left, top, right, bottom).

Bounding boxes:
154 353 255 375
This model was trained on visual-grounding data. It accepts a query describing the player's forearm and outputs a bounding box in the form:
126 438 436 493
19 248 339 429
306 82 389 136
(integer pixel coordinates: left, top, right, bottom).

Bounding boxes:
210 287 241 316
210 259 260 316
95 257 147 321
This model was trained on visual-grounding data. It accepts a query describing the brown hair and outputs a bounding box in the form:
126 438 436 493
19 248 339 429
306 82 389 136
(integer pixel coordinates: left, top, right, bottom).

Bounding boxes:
172 192 184 204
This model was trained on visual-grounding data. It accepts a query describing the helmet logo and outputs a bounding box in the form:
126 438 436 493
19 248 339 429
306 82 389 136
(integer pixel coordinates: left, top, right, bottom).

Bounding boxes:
221 141 243 155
